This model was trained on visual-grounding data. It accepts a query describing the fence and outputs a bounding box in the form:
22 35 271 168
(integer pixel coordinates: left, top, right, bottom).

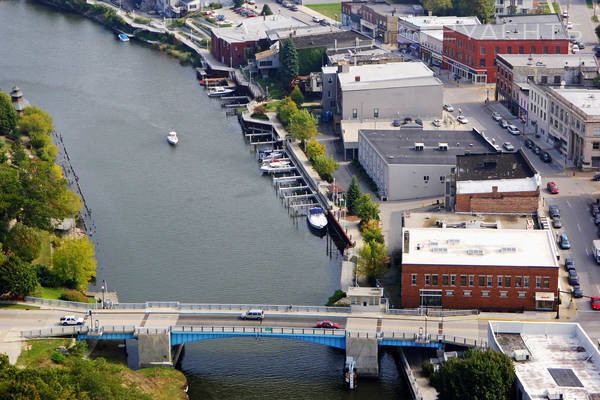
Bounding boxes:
172 325 347 336
24 297 101 310
387 308 480 317
399 348 423 400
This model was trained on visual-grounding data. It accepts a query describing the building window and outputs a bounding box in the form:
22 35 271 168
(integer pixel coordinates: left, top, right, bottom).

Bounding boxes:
555 46 560 54
461 275 467 287
374 108 379 118
463 290 472 297
494 46 500 54
424 176 429 182
440 176 445 182
443 275 449 286
479 275 485 286
446 290 454 296
543 46 548 54
515 276 522 287
458 39 462 48
500 291 508 298
469 275 474 287
352 108 358 118
482 290 490 297
451 275 456 286
541 76 548 84
507 46 512 54
518 46 524 54
543 277 550 289
480 46 486 55
479 58 486 67
593 142 600 150
497 276 503 288
505 276 511 287
487 275 493 287
411 273 417 286
554 75 561 84
432 275 439 286
530 46 536 54
425 274 430 286
518 292 527 298
535 276 541 289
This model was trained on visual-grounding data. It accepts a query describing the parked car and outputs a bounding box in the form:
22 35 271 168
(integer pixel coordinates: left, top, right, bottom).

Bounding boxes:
312 16 320 22
499 119 509 128
572 44 580 54
319 19 330 26
291 5 298 10
592 173 600 181
591 296 600 310
594 214 600 225
503 142 515 151
552 217 562 228
507 125 520 135
562 10 568 18
572 284 583 298
570 35 577 44
559 233 571 249
415 118 423 126
457 115 468 124
533 145 541 155
564 258 575 272
540 152 552 163
59 315 84 326
432 119 442 127
525 138 534 148
549 205 560 218
568 269 579 285
491 111 502 121
591 203 600 216
547 181 559 194
577 41 585 49
316 320 340 329
567 21 573 29
443 104 454 112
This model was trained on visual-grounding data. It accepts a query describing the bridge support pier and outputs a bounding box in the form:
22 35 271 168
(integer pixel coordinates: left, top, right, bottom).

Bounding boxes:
345 336 379 377
137 332 173 369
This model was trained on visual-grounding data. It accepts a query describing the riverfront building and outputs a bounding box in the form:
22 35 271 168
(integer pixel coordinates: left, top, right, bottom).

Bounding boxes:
400 228 559 311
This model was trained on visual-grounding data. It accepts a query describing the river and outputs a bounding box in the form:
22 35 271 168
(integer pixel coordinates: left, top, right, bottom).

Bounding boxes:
0 1 408 397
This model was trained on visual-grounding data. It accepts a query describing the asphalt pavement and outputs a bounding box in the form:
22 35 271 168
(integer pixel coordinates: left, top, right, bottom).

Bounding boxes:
558 0 598 51
176 314 347 328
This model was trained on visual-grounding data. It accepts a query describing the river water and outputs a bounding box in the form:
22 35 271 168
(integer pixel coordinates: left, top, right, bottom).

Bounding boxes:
0 1 408 398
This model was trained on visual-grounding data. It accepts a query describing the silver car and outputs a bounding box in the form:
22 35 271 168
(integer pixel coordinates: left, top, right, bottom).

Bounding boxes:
502 142 514 151
499 119 509 128
491 112 502 121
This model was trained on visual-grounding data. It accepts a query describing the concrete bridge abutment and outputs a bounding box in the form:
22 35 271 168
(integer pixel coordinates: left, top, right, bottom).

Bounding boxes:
136 332 173 369
345 336 379 377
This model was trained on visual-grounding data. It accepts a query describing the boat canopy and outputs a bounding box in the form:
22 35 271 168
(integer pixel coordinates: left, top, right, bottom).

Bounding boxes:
309 207 324 214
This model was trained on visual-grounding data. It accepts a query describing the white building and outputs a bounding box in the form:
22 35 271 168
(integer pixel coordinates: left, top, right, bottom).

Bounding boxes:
494 0 534 15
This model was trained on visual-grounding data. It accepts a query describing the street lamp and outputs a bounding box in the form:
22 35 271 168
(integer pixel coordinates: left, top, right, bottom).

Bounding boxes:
101 280 106 308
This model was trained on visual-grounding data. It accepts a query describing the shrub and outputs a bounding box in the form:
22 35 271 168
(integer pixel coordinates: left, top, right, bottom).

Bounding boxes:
290 85 304 106
422 360 434 377
360 220 384 244
593 15 599 22
253 105 267 114
276 97 298 126
325 289 346 306
59 290 90 303
209 2 222 8
69 340 88 357
313 153 338 183
305 138 325 161
35 264 62 288
250 112 269 120
50 351 66 364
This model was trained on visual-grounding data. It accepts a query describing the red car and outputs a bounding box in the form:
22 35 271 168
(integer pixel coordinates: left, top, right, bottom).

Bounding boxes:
316 320 340 329
547 182 559 194
591 296 600 310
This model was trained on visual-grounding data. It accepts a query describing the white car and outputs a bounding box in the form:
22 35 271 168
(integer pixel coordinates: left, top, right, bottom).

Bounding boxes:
567 21 573 29
59 315 84 325
312 16 320 22
572 44 580 54
432 119 442 127
457 115 468 124
507 125 520 135
443 104 454 112
491 112 502 121
502 142 515 151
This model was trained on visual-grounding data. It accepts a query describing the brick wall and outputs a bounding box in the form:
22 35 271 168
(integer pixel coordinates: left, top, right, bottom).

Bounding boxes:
401 263 558 311
455 188 540 213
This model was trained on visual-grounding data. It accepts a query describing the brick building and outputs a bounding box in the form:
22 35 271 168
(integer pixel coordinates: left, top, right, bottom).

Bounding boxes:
400 228 559 311
443 14 569 84
447 151 541 213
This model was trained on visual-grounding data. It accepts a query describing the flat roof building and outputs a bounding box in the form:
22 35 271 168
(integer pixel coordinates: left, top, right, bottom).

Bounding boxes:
358 128 496 200
401 227 559 311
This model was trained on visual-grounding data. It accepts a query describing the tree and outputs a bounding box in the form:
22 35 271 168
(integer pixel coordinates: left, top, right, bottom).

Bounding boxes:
16 106 54 137
346 176 361 215
305 137 325 161
360 220 384 244
290 85 304 106
313 154 338 182
356 240 388 283
421 0 453 15
4 222 41 262
277 97 298 126
0 164 22 226
596 24 600 41
261 3 273 15
455 0 494 22
430 349 515 400
0 255 38 297
354 193 380 224
233 0 244 8
0 91 17 134
52 237 97 290
279 38 298 87
288 109 318 146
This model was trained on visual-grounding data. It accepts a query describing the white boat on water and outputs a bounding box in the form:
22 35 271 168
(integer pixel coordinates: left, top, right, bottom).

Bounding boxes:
307 207 328 230
118 33 130 42
207 87 235 97
258 151 284 163
260 159 294 173
167 131 178 145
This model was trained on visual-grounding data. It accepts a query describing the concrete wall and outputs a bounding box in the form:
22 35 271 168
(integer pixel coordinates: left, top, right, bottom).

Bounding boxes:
346 336 379 377
321 70 338 112
387 163 450 201
455 188 540 213
137 333 173 369
340 84 442 120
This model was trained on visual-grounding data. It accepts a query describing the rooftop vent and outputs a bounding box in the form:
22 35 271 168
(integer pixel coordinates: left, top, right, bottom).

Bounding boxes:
414 142 424 151
500 247 517 253
447 239 460 245
439 142 448 151
467 249 484 255
431 247 448 253
355 75 361 82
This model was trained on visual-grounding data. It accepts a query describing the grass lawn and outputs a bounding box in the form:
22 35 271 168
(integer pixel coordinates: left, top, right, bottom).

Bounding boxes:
306 3 341 21
17 338 72 368
32 230 52 266
0 303 40 310
552 1 561 13
264 100 283 112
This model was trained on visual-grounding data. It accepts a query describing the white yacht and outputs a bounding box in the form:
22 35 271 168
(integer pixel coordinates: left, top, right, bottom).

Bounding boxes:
307 207 328 230
167 131 178 145
259 159 293 174
207 87 234 97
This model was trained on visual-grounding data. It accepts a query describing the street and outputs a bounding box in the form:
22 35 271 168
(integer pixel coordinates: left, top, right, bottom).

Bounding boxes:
558 0 598 51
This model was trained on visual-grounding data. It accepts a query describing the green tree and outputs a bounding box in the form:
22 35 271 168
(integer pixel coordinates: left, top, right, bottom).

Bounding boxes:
313 154 338 182
52 237 97 290
279 38 299 87
421 0 453 15
233 0 244 8
5 222 41 262
290 85 305 106
16 106 54 137
594 75 600 88
360 220 384 244
356 240 388 283
305 137 325 161
354 193 380 224
346 175 361 215
0 164 22 226
277 97 298 126
430 349 515 400
0 91 17 134
261 3 273 15
455 0 494 22
0 255 38 297
288 109 319 146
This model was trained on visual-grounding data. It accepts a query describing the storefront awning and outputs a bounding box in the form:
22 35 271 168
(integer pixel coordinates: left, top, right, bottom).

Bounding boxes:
535 292 555 301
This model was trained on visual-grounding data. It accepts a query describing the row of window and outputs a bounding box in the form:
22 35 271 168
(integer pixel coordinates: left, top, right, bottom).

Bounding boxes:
446 44 562 61
351 108 379 119
441 289 529 298
411 273 551 289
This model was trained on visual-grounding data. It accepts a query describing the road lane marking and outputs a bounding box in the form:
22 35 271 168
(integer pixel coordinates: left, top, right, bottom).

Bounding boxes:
578 223 582 231
566 200 572 208
586 248 590 256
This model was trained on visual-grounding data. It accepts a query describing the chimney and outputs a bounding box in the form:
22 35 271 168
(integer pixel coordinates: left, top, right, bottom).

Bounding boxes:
355 75 360 81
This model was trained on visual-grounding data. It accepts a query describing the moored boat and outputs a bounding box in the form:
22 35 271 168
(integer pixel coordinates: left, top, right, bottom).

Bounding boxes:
207 87 235 97
118 33 130 42
259 159 293 173
167 131 178 145
307 207 328 230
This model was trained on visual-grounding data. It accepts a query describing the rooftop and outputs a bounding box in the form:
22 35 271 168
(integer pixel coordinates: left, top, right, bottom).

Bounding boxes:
212 15 304 43
338 61 441 91
403 211 538 230
456 151 537 181
402 228 559 267
550 87 600 118
327 45 403 65
490 321 600 400
347 287 384 297
497 53 598 69
359 128 496 165
291 29 371 50
399 15 480 30
362 2 424 16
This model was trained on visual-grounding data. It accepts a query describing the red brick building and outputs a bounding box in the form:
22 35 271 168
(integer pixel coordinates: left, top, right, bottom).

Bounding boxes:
442 14 569 84
400 228 559 311
451 151 541 214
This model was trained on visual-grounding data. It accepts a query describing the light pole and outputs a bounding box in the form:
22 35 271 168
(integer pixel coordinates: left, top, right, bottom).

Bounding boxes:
101 280 106 308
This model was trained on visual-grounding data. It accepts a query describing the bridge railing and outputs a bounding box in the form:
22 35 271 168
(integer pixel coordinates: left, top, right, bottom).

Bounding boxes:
387 308 479 317
171 325 347 336
21 326 88 338
111 302 352 314
24 296 101 310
